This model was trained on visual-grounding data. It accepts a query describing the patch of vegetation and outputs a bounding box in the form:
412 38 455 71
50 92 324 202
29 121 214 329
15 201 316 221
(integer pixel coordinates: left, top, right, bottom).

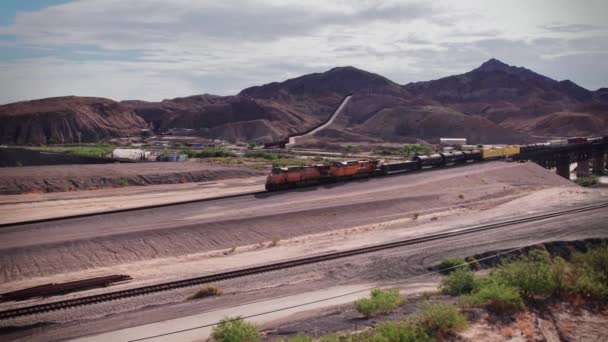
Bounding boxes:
574 176 598 187
279 335 314 342
192 148 236 158
571 245 608 299
271 159 307 168
415 303 468 337
211 316 260 342
244 151 286 160
463 280 524 315
354 288 405 318
401 144 434 156
188 285 222 300
374 320 433 342
446 245 608 317
439 256 469 274
441 268 478 296
492 249 556 299
33 143 115 157
268 236 280 247
117 179 129 187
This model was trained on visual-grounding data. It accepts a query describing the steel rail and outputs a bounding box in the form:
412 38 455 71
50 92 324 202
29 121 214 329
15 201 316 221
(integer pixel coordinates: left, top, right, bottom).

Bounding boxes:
1 201 606 320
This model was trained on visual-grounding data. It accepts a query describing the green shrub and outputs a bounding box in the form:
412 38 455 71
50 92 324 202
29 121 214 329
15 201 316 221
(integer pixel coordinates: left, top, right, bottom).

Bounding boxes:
573 245 608 282
281 335 313 342
439 257 469 274
571 245 608 299
574 177 598 187
492 250 555 298
441 268 478 296
551 256 573 297
374 321 432 342
188 285 222 300
245 151 281 160
211 316 260 342
464 281 523 315
117 179 129 187
402 144 433 156
415 303 468 336
354 288 405 318
196 149 235 158
272 159 306 168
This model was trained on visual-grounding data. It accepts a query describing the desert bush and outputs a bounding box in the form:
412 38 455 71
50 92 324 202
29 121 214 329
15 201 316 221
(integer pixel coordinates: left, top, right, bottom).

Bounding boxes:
374 321 432 342
571 245 608 299
574 177 598 187
245 151 282 160
280 335 313 342
464 281 523 315
402 144 433 156
269 236 280 247
441 268 478 296
551 256 573 297
117 179 129 187
354 288 405 318
196 149 235 158
211 316 260 342
189 285 222 300
415 303 468 337
465 256 481 271
492 250 555 298
271 159 306 168
439 256 469 274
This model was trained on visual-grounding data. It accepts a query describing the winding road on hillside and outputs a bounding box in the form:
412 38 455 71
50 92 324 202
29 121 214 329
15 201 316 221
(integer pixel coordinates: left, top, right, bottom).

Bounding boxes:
286 94 352 147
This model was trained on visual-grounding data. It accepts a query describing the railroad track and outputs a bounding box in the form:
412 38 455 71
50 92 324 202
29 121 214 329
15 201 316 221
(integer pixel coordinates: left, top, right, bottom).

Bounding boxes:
2 201 606 320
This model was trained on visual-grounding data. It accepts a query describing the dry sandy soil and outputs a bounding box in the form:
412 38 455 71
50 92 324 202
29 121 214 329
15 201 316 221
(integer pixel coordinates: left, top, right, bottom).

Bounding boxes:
1 161 607 341
0 161 264 194
0 161 578 284
0 176 265 224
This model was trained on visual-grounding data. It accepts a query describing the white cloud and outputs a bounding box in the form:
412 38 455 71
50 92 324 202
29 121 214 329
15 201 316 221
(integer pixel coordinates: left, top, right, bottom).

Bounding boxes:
0 0 607 104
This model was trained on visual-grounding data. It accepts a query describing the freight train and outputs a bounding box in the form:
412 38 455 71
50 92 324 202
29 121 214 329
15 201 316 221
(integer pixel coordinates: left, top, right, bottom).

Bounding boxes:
265 137 608 191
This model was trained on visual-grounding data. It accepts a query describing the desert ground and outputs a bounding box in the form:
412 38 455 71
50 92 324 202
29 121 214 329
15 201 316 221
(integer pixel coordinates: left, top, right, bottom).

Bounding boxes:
0 161 265 195
1 160 607 341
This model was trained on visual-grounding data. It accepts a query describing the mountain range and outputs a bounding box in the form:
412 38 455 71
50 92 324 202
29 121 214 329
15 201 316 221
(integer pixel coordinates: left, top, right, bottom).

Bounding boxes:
1 58 607 145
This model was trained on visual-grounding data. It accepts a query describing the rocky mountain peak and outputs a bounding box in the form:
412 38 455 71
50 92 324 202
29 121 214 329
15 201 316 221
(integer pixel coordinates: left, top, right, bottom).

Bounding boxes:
475 58 511 72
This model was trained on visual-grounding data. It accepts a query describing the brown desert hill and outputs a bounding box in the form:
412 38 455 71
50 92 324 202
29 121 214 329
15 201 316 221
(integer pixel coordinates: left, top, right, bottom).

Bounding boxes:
0 96 148 145
1 60 606 145
240 66 409 119
121 94 317 143
403 58 608 138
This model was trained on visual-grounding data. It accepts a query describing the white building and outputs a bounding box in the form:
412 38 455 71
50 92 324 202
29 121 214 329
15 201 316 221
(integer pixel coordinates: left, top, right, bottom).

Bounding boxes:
440 138 467 146
112 148 152 160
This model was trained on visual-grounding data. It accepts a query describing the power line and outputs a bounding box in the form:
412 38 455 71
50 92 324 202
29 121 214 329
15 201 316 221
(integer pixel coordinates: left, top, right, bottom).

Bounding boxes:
129 227 578 342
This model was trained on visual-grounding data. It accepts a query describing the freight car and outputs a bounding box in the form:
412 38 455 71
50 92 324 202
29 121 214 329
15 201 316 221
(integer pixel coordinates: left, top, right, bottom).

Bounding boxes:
265 148 493 191
481 145 520 159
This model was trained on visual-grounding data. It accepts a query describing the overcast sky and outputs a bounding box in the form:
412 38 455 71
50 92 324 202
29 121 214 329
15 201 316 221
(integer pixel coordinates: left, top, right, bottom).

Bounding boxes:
0 0 607 104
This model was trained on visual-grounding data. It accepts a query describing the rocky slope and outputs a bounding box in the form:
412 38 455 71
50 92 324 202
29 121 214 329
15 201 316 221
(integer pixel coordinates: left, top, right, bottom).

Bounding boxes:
0 96 148 145
122 95 315 143
1 60 606 145
404 58 608 139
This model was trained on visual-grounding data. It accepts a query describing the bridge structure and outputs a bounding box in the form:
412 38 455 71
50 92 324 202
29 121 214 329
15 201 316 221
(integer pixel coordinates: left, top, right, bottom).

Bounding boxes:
516 140 608 179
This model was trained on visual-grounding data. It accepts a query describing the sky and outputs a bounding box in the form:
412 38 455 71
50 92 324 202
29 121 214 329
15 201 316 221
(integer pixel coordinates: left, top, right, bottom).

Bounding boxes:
0 0 607 104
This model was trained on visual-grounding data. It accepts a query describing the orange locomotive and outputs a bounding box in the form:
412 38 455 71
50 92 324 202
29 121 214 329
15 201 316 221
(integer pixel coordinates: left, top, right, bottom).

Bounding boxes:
265 160 382 191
